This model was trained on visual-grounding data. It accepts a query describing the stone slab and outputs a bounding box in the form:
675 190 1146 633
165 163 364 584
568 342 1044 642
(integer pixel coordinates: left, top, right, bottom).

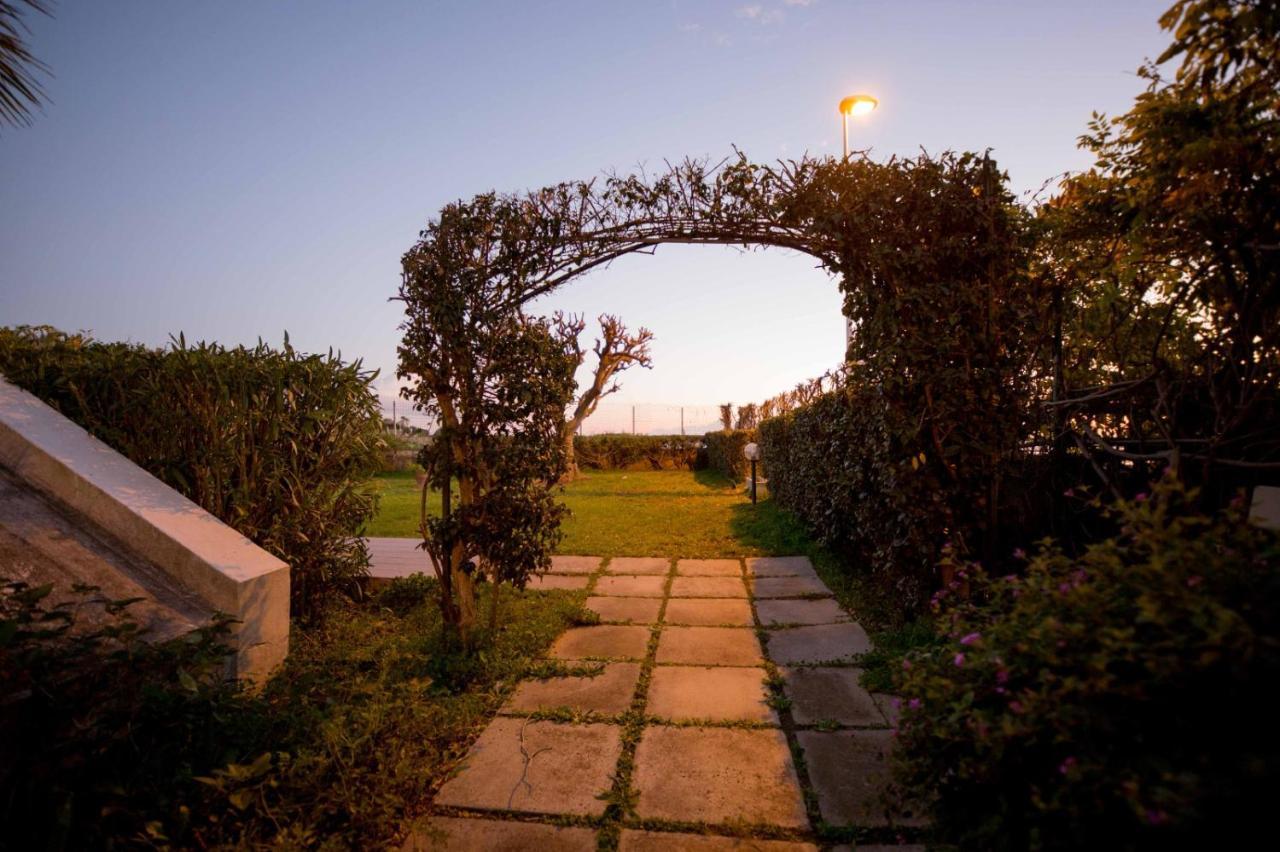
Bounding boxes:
504 662 641 715
797 729 926 827
549 554 601 574
670 576 748 598
403 816 596 851
767 623 871 665
656 626 764 666
676 558 743 577
757 597 850 627
633 726 807 827
1250 485 1280 531
594 574 666 598
663 597 754 627
550 625 651 661
750 575 832 598
606 556 670 575
782 667 885 726
367 536 438 580
873 693 900 727
746 556 819 579
647 665 776 723
435 718 621 816
585 596 662 624
526 573 590 591
620 830 818 851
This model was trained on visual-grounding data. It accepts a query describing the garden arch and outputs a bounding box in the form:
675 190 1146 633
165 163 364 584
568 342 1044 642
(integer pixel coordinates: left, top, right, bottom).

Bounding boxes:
396 152 1036 635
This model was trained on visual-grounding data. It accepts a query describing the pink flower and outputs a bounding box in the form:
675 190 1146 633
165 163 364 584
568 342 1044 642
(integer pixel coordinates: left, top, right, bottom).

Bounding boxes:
908 698 922 711
1063 488 1075 497
954 653 966 667
1058 756 1077 775
996 668 1010 685
902 659 912 670
1186 575 1203 588
1146 809 1169 826
1009 700 1024 714
1013 548 1027 560
1135 492 1149 502
960 632 981 646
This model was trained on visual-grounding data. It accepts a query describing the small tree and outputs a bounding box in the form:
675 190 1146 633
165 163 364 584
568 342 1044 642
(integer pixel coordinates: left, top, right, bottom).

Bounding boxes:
398 197 580 643
556 313 654 478
719 403 733 431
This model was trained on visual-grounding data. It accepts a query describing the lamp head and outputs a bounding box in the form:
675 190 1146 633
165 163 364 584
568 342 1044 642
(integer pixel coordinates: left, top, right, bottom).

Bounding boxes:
743 442 761 462
839 94 878 117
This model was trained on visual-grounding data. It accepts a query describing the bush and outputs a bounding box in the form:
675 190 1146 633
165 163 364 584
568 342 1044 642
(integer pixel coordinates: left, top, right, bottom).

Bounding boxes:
0 575 588 848
892 478 1280 849
573 433 699 470
703 429 753 481
0 326 384 617
760 387 948 617
0 581 247 850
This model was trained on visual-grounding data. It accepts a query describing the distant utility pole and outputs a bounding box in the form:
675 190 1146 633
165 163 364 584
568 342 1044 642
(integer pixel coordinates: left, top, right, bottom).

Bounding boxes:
392 399 397 434
680 407 684 435
632 405 636 435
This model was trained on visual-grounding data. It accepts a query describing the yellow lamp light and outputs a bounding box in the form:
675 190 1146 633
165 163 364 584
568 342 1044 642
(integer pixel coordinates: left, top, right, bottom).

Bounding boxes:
838 93 878 159
839 94 878 116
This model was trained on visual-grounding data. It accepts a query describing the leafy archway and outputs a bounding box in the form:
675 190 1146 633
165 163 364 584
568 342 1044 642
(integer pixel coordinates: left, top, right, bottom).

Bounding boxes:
397 151 1038 636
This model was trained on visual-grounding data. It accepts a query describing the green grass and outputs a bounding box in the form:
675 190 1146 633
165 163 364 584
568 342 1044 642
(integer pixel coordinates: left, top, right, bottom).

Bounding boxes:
365 469 817 559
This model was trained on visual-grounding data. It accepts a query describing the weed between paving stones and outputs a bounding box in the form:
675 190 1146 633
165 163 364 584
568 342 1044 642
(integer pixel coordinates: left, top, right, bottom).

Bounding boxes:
595 557 675 851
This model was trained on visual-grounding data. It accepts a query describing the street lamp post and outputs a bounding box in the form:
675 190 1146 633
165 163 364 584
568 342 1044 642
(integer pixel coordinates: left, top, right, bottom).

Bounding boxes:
838 93 878 159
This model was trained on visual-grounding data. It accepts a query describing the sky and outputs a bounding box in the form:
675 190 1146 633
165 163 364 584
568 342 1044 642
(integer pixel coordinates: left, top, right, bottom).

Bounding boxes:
0 0 1173 432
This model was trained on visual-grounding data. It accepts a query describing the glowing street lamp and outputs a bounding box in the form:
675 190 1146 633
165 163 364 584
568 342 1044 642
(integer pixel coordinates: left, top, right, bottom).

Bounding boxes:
839 94 878 159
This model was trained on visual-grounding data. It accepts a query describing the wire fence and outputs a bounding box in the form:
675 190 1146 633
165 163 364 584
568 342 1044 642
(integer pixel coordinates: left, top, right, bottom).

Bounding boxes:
379 398 729 437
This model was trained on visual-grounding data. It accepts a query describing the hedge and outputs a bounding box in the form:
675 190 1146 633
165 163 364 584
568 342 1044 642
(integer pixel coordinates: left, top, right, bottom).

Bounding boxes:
0 326 384 618
703 429 754 481
759 387 949 616
573 433 699 470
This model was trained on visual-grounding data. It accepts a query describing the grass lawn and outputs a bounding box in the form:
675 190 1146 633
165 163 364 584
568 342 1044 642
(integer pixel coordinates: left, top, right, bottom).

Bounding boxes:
364 468 817 558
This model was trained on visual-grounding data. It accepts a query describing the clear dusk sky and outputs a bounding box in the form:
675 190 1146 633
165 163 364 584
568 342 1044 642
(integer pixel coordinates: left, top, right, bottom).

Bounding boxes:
1 0 1172 431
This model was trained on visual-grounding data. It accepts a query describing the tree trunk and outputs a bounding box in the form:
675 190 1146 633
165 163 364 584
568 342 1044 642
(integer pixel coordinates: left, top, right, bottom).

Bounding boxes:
560 426 579 482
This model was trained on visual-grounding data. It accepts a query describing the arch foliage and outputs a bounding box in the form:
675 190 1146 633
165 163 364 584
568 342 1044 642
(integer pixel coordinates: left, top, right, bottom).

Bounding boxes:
398 151 1041 633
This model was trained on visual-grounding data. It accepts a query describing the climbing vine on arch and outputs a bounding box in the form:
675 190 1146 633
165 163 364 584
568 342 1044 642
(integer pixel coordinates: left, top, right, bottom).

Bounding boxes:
397 150 1042 635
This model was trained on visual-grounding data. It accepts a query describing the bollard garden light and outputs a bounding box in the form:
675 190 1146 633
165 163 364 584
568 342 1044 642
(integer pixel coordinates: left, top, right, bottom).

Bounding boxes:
743 441 761 504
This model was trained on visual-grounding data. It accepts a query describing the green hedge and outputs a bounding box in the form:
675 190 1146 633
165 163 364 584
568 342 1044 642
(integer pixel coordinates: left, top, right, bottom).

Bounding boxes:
759 387 947 616
703 429 754 481
894 479 1280 848
0 326 384 617
573 433 699 470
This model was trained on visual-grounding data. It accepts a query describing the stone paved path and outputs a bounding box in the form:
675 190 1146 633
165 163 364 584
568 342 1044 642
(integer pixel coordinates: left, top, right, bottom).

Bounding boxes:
398 554 926 850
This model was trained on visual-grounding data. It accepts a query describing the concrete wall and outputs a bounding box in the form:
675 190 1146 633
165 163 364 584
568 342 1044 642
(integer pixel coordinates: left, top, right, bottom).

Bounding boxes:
0 378 289 684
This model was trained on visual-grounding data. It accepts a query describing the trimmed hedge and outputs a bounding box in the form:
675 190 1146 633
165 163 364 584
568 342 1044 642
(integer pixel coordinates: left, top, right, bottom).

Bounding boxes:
0 326 384 618
759 387 948 616
704 429 754 481
573 433 699 470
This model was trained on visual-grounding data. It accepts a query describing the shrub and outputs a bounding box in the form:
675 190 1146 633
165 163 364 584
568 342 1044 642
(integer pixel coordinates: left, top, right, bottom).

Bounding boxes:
703 429 753 481
0 326 384 617
0 580 246 850
892 478 1280 849
573 433 699 470
759 386 947 617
